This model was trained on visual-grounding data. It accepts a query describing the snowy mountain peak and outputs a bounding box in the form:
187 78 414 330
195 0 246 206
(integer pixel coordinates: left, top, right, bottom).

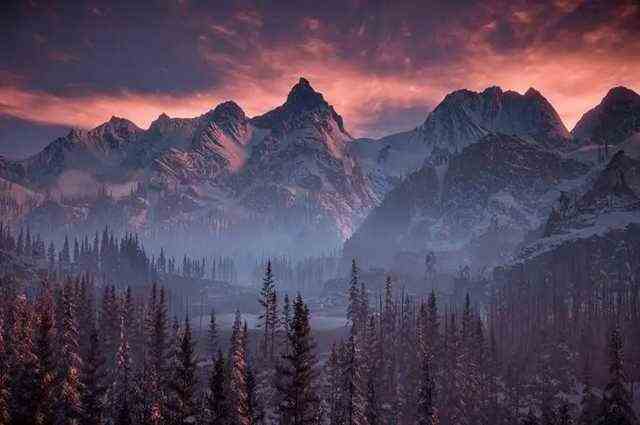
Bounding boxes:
90 116 141 138
418 85 570 154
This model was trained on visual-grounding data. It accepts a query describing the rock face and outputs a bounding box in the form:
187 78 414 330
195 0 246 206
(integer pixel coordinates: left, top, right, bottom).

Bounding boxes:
418 86 571 153
241 78 376 240
351 86 572 198
537 150 640 243
572 86 640 146
4 78 375 255
344 133 589 271
496 150 640 295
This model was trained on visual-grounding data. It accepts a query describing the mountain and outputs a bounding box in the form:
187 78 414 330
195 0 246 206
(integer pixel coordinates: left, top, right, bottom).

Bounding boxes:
351 86 572 197
572 86 640 146
344 133 589 273
418 86 571 152
2 78 375 255
497 150 640 293
18 116 144 186
541 150 640 240
241 78 376 240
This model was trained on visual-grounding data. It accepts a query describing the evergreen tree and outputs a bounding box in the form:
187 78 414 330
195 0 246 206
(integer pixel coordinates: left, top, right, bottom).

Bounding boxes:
48 242 56 273
114 316 133 425
596 326 638 425
229 310 251 425
0 314 10 425
80 325 107 425
54 280 83 425
205 350 230 425
380 276 397 424
578 353 599 425
322 344 342 425
341 332 368 425
146 285 169 423
7 293 39 425
34 286 57 425
258 260 276 362
208 309 218 360
169 315 198 424
276 294 318 425
416 353 437 425
364 316 381 425
347 259 361 330
60 236 71 274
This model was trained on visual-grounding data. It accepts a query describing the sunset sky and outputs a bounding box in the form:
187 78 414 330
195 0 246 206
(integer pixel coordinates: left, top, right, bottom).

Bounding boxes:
1 0 639 158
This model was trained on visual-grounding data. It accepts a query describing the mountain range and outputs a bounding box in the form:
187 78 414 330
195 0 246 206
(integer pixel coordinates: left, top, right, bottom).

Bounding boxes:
1 78 640 266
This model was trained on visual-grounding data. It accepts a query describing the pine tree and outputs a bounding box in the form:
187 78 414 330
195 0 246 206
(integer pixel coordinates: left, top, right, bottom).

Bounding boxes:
100 285 120 388
347 259 361 331
247 363 263 425
229 310 251 425
364 316 381 425
595 326 638 425
169 315 198 424
60 236 71 274
205 350 231 425
0 313 10 425
146 285 169 423
80 325 106 425
34 286 57 425
208 309 218 360
342 332 368 425
54 280 83 425
7 293 39 425
380 276 397 425
322 344 342 425
578 353 599 425
114 315 133 425
276 294 318 425
416 353 436 425
48 242 56 273
258 260 276 362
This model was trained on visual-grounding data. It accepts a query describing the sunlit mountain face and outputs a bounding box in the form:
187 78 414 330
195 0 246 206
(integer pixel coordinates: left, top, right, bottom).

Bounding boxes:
2 3 640 425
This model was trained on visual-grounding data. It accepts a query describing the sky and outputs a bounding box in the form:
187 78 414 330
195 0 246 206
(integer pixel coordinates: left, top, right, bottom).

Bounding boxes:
0 0 639 158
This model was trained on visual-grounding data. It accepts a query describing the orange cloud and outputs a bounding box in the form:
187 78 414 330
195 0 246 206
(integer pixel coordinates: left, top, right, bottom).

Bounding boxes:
1 9 639 140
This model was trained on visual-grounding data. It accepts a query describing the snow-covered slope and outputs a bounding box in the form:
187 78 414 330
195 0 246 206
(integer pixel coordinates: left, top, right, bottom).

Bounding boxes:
519 150 640 260
4 78 377 254
344 133 589 271
418 86 571 153
351 86 573 198
240 78 376 240
498 150 640 290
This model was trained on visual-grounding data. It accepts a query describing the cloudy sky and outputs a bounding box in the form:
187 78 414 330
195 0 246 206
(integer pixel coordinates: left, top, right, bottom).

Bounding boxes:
1 0 639 158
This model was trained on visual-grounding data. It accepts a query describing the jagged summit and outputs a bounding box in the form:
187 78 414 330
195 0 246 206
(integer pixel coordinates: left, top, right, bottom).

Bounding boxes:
285 77 327 109
90 116 141 137
572 86 640 146
251 77 348 136
524 87 543 98
211 100 245 118
416 85 571 154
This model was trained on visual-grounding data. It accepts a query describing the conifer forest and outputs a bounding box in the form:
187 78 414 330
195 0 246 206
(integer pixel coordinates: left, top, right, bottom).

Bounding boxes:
2 1 640 424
